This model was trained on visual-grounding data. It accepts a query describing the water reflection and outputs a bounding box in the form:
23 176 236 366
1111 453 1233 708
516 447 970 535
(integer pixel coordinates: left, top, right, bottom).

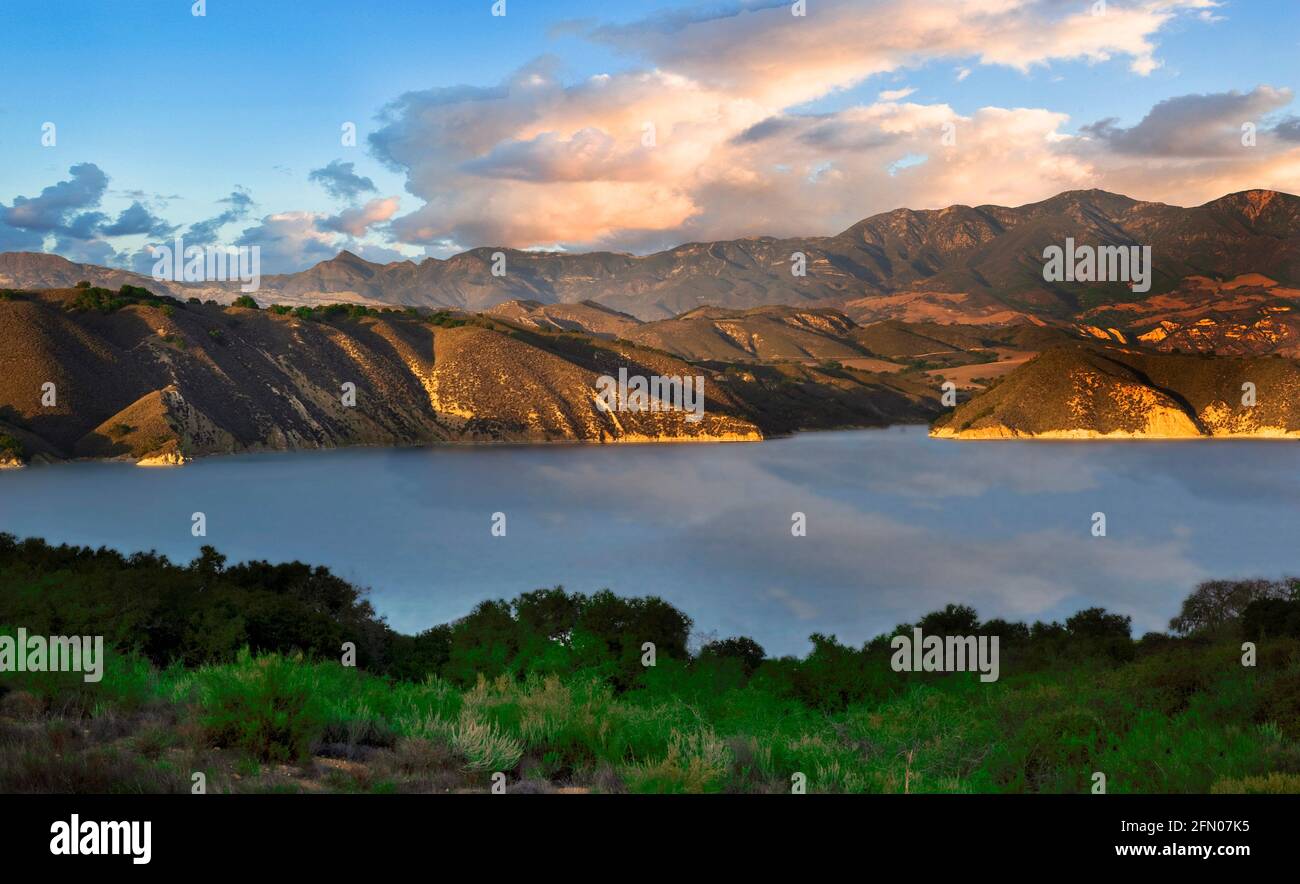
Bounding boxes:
2 427 1297 655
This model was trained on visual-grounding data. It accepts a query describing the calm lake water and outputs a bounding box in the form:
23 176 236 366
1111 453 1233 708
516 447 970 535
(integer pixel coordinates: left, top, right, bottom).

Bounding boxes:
2 426 1298 655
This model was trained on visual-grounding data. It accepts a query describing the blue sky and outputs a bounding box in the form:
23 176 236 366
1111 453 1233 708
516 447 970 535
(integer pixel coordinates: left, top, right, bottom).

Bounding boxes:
1 1 672 225
2 0 1297 271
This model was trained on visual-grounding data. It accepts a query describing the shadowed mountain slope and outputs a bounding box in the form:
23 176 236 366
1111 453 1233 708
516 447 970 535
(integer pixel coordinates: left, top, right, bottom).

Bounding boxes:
0 288 942 464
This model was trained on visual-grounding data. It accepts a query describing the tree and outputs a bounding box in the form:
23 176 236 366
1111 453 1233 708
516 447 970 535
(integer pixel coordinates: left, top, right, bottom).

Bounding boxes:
699 636 766 677
232 295 259 309
978 618 1030 644
513 586 584 644
1169 578 1295 636
446 599 520 682
1066 607 1131 641
573 590 692 685
190 545 227 576
1240 598 1300 641
918 603 980 636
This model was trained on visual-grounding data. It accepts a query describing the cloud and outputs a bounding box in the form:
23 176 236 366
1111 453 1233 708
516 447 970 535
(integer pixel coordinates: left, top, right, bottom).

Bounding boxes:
347 242 410 264
51 234 118 266
321 196 400 237
184 189 254 245
368 0 1237 253
4 0 1281 275
0 163 181 265
233 212 339 274
0 164 123 260
101 201 178 238
0 223 43 252
308 160 378 202
1081 86 1294 157
1 163 108 233
124 190 402 274
1273 116 1300 143
588 0 1209 101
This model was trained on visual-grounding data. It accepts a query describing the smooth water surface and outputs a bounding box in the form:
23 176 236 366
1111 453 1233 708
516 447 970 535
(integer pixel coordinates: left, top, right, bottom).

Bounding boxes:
3 427 1297 655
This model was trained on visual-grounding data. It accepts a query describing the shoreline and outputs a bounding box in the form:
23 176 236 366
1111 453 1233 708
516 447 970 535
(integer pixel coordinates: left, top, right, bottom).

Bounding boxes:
13 416 1300 470
1 420 930 470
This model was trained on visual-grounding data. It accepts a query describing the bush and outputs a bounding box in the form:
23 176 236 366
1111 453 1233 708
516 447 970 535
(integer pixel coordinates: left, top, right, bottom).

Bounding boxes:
232 295 259 309
197 653 324 763
0 435 23 459
66 284 177 314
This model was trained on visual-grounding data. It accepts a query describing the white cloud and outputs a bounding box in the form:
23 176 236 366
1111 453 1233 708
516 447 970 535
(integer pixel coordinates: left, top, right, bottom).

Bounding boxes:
233 212 339 274
369 0 1249 253
878 87 916 102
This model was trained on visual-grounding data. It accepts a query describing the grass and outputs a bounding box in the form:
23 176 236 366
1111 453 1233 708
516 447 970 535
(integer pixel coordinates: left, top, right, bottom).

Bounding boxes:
2 635 1297 794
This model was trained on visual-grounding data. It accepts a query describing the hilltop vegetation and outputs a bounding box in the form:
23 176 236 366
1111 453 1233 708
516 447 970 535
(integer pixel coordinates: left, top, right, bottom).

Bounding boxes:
1 535 1298 794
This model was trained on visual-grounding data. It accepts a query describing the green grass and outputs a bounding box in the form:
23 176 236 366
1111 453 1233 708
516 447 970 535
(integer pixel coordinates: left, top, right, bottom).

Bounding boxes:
3 537 1297 794
2 636 1295 794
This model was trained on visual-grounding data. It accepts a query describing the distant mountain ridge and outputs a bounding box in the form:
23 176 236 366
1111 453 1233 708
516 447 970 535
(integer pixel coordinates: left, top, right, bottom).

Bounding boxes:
3 189 1298 322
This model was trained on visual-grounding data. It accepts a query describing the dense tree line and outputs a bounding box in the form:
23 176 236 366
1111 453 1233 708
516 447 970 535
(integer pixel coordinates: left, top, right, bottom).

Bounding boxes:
3 534 1298 711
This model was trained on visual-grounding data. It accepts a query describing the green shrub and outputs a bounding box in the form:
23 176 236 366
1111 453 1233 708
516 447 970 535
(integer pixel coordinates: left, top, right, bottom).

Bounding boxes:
196 652 324 763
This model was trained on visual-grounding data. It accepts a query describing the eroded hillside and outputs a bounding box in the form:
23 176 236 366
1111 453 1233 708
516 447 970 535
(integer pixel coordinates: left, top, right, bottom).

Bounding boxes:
931 344 1300 439
0 288 942 465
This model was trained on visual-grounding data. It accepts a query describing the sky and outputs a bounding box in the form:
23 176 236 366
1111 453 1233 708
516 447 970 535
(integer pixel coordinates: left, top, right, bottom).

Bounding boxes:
1 0 1298 274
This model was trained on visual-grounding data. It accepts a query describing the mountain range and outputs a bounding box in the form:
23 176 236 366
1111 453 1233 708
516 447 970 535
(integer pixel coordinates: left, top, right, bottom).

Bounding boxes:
5 186 1300 459
3 189 1297 324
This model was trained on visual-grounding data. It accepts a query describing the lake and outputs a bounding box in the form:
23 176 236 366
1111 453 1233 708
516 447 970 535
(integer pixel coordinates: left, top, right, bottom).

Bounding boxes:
2 426 1298 656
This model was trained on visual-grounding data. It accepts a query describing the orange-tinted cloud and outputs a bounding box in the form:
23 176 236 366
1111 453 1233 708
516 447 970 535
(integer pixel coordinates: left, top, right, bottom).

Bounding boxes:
368 0 1294 253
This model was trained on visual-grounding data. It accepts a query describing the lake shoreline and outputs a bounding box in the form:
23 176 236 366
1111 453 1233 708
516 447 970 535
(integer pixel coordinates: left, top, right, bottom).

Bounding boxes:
3 419 935 470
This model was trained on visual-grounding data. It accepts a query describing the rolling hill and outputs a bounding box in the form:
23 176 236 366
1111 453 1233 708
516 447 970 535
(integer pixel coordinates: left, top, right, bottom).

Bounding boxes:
0 287 942 465
484 299 642 338
931 344 1300 439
